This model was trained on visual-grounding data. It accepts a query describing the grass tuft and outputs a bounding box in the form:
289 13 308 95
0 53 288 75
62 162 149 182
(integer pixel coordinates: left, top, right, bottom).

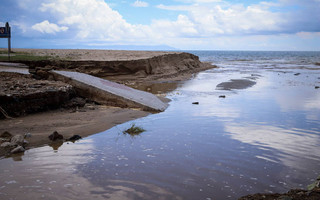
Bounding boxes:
123 124 145 136
0 52 55 61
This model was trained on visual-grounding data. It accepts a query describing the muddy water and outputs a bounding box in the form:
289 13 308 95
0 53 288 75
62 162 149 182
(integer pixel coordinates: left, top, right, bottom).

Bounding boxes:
1 51 320 200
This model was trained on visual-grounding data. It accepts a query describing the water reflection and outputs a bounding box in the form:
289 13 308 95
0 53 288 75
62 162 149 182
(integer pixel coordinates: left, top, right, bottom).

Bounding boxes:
48 140 64 151
132 81 181 94
10 152 25 161
0 139 96 199
226 123 320 168
1 51 320 199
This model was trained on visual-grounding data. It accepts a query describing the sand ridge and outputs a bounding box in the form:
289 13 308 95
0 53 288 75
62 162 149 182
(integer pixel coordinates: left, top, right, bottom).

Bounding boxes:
11 48 180 61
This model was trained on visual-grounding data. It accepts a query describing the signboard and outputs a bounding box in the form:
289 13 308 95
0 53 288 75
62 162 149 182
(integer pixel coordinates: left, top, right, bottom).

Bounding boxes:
0 22 10 38
0 22 11 59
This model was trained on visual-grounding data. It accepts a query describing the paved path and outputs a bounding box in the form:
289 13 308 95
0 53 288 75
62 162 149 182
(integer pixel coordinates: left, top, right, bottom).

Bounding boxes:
52 71 168 112
0 62 28 68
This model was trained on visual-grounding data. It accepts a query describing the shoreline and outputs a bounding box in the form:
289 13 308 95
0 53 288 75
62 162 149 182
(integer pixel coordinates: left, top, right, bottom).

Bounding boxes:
0 105 149 157
0 48 216 157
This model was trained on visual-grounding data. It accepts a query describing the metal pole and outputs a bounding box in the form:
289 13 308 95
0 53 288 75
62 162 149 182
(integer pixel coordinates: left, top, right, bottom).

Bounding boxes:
8 27 11 52
8 37 10 60
5 23 11 60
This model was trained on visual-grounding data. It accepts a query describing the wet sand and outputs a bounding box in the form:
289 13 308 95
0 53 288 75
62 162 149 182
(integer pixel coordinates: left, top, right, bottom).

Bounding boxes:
216 79 256 90
0 106 149 152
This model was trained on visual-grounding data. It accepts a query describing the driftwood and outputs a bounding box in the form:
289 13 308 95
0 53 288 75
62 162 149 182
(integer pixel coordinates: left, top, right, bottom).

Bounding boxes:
0 106 13 119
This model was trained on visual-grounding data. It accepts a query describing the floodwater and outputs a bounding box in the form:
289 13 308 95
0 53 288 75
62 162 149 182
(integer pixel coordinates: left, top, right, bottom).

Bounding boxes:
1 51 320 200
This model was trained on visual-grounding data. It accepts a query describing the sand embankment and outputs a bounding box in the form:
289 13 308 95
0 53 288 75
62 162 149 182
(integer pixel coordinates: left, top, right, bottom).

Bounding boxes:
12 48 214 82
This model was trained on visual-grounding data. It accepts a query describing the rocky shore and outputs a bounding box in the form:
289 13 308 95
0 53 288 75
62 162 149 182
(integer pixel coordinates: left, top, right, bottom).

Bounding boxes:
239 182 320 200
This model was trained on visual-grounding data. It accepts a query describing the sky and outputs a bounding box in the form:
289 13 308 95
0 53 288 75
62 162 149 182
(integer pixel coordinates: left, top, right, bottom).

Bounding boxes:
0 0 320 50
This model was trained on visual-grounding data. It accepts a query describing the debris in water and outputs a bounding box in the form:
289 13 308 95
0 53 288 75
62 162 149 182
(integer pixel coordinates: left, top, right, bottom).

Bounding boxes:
123 124 145 136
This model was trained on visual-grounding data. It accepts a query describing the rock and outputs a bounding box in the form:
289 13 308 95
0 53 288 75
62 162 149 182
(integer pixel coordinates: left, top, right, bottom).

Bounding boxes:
0 131 12 138
10 134 24 146
63 97 86 108
24 133 32 138
0 142 13 148
294 73 301 76
308 175 320 190
219 95 226 98
278 196 293 200
315 86 319 89
0 138 10 143
48 131 63 141
23 140 29 146
36 70 50 79
67 135 82 141
192 102 199 105
74 97 86 106
11 146 25 154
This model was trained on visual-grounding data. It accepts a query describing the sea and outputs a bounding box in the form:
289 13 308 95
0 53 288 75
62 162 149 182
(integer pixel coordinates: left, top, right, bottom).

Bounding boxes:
0 51 320 200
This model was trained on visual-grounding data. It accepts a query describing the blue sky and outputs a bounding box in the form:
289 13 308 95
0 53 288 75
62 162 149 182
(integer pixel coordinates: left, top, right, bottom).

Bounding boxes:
0 0 320 50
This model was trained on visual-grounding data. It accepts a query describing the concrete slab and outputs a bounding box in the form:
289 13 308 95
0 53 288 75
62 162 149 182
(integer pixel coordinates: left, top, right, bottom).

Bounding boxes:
0 65 29 74
52 70 168 112
0 62 28 68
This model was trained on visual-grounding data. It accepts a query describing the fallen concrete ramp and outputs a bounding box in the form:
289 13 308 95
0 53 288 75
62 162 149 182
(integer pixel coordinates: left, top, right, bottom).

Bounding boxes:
0 62 29 74
52 70 168 112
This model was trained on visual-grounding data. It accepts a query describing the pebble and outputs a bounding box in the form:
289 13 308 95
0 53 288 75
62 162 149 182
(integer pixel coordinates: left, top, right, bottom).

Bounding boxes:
0 131 12 138
67 135 82 141
0 142 13 148
48 131 63 141
10 135 24 146
11 146 25 154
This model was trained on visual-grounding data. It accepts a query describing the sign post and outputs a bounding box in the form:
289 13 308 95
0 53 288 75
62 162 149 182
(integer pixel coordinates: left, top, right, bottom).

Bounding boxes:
0 22 11 60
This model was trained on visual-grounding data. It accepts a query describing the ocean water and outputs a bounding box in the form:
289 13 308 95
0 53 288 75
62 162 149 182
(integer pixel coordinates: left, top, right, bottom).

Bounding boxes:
0 51 320 200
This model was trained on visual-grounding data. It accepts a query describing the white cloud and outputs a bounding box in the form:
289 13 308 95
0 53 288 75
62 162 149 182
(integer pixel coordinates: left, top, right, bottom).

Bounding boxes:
156 4 192 11
32 20 68 34
5 0 319 49
175 0 222 3
35 0 286 42
157 3 284 36
38 0 151 40
151 15 198 37
296 31 320 39
132 0 149 7
226 123 320 169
